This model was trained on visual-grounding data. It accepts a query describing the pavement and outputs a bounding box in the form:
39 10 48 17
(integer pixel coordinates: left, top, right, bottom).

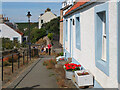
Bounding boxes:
6 55 58 89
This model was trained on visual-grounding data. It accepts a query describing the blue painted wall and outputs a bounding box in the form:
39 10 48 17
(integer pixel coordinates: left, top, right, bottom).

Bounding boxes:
95 3 109 76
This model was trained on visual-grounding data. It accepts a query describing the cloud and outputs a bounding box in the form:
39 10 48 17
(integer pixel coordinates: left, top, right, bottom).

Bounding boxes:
2 0 64 2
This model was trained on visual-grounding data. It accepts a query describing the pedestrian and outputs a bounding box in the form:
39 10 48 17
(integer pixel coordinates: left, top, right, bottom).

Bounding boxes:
46 46 48 53
48 43 52 55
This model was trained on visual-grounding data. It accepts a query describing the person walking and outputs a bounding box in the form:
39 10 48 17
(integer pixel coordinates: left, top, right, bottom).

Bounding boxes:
48 43 52 55
45 46 48 53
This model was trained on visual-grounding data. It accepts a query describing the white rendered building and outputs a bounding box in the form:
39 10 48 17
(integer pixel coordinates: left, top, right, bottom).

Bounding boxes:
62 0 120 88
38 8 57 29
0 23 23 43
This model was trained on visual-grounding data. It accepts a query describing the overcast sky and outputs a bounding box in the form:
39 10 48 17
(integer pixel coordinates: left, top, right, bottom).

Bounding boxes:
2 0 64 2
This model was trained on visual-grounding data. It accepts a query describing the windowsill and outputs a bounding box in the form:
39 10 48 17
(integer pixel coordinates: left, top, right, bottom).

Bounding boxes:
96 59 109 76
101 58 106 62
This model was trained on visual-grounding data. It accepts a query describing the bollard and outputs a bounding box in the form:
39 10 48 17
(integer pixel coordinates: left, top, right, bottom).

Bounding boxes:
27 50 28 64
23 51 24 65
2 56 3 81
12 54 14 73
30 50 31 61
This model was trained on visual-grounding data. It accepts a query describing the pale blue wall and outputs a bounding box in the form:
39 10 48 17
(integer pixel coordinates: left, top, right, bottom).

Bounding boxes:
95 2 109 76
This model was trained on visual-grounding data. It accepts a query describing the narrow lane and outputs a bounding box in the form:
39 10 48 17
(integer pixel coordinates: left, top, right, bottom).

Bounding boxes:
7 56 58 89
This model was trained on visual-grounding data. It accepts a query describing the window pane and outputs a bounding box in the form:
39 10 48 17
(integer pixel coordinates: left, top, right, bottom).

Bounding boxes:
97 11 107 61
76 17 80 49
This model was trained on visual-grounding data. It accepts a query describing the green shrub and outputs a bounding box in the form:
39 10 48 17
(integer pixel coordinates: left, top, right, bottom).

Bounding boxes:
59 52 64 56
47 33 53 40
1 38 21 50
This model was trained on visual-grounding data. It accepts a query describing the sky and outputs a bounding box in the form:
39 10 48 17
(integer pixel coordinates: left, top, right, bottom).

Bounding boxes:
2 2 62 22
2 0 64 2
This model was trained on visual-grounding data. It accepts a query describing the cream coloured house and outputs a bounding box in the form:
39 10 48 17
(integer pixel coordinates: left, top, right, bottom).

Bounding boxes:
38 8 57 29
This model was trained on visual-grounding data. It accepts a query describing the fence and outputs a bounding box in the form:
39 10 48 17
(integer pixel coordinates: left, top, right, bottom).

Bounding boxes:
0 48 39 81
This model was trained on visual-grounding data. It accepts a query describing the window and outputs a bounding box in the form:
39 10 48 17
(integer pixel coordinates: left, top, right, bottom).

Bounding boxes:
66 20 68 41
97 11 106 61
76 17 80 50
41 20 43 23
13 37 18 42
95 2 109 76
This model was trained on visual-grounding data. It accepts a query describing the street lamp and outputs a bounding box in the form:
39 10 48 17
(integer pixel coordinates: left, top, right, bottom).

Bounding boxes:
27 11 32 60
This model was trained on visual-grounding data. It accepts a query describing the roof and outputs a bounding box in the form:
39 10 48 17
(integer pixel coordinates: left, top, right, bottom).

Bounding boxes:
4 23 24 36
60 19 63 22
16 30 24 36
64 0 90 16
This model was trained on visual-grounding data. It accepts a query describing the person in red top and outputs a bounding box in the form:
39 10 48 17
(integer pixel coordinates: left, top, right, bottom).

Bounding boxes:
48 43 52 55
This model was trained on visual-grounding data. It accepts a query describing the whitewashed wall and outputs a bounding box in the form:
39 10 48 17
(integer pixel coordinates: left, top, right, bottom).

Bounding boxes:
64 1 118 88
0 24 22 43
38 11 57 29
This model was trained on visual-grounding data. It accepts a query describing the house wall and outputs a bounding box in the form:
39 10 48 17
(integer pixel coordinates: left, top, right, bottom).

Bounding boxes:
38 11 57 29
63 1 118 88
118 1 120 89
0 24 22 43
60 22 63 45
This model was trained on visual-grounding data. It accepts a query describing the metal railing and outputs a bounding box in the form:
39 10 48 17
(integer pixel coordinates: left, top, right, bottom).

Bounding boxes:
1 48 39 81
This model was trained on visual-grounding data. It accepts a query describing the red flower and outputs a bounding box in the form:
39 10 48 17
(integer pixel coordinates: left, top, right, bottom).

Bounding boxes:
64 63 81 71
60 58 62 60
66 66 70 70
77 65 81 67
72 66 76 69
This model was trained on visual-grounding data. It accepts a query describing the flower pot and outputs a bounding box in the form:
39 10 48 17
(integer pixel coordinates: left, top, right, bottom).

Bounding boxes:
65 70 74 79
75 70 93 87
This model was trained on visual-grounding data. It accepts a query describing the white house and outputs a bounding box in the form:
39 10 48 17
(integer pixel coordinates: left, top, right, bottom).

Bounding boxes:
62 0 120 88
0 23 23 43
60 0 74 46
38 8 57 29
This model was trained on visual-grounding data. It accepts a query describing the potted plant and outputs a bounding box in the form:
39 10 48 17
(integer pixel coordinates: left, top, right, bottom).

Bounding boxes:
75 70 94 87
64 63 81 79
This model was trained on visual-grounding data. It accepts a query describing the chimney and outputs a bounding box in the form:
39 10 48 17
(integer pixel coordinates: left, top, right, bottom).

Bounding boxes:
7 17 8 20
